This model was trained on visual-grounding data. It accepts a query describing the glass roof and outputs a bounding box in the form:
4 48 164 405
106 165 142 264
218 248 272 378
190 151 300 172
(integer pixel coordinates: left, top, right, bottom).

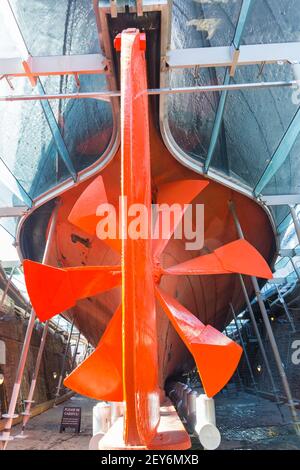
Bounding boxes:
0 0 114 212
167 0 300 231
0 0 299 244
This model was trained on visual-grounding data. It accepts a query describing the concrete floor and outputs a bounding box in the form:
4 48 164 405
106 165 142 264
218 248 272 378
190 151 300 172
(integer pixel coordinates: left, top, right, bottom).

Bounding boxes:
192 390 300 450
5 390 300 450
7 395 98 450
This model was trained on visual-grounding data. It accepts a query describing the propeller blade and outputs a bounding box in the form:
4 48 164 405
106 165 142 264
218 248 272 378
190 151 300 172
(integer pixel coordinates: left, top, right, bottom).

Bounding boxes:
152 180 209 259
64 305 123 401
23 260 121 322
165 239 272 279
68 175 121 253
155 286 242 397
214 239 273 279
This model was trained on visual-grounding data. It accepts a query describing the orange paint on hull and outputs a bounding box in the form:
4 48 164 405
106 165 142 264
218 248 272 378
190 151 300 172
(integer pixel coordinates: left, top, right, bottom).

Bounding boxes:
21 71 276 400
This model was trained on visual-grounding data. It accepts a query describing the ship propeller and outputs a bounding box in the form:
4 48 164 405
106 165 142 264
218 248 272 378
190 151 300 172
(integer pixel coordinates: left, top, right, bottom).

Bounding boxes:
23 176 272 399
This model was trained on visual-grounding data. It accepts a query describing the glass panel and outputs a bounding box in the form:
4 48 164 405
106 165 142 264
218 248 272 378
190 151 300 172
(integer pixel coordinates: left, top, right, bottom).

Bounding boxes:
1 1 114 200
261 130 300 196
0 77 69 199
211 63 298 189
167 68 226 165
270 206 290 232
10 0 101 55
242 0 300 45
0 8 20 58
42 74 113 174
172 0 242 48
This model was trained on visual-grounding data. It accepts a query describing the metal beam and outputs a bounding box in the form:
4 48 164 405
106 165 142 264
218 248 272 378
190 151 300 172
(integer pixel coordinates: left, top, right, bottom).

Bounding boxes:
268 278 288 285
1 78 299 103
0 54 106 78
261 194 300 205
254 107 300 196
232 0 253 49
279 248 300 257
1 260 21 269
0 157 32 207
204 69 231 173
0 206 27 217
167 41 300 70
36 81 77 181
55 320 74 402
204 0 252 173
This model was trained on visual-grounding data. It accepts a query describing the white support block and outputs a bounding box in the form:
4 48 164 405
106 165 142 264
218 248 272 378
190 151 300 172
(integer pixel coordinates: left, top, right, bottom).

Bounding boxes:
92 402 111 436
195 394 221 450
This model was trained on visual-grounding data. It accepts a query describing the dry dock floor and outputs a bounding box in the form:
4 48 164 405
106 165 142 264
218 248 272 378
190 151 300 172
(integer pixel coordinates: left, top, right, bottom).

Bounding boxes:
5 391 300 450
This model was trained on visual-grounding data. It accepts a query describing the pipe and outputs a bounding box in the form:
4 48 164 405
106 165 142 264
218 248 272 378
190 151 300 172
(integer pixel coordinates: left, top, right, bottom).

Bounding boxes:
0 79 299 102
229 201 300 433
224 326 244 390
238 273 284 417
274 285 296 332
229 303 258 391
54 320 74 403
0 207 58 449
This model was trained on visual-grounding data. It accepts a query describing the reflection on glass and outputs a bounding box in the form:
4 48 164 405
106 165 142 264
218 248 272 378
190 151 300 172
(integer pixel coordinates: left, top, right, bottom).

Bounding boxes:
242 0 300 45
10 0 101 55
1 1 114 201
166 0 300 232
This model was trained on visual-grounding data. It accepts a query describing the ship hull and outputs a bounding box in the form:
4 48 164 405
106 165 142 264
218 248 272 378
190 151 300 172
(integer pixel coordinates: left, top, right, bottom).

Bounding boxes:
20 123 276 389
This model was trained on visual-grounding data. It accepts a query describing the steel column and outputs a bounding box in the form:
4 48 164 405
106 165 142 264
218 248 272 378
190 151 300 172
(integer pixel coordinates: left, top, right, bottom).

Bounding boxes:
274 285 296 333
36 81 77 182
224 326 244 391
229 303 257 390
71 333 81 371
204 0 253 173
0 265 16 308
232 0 253 49
0 207 58 449
204 70 231 173
238 273 284 412
54 320 74 403
19 320 50 435
229 201 300 431
254 109 300 196
290 206 300 245
289 257 300 281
